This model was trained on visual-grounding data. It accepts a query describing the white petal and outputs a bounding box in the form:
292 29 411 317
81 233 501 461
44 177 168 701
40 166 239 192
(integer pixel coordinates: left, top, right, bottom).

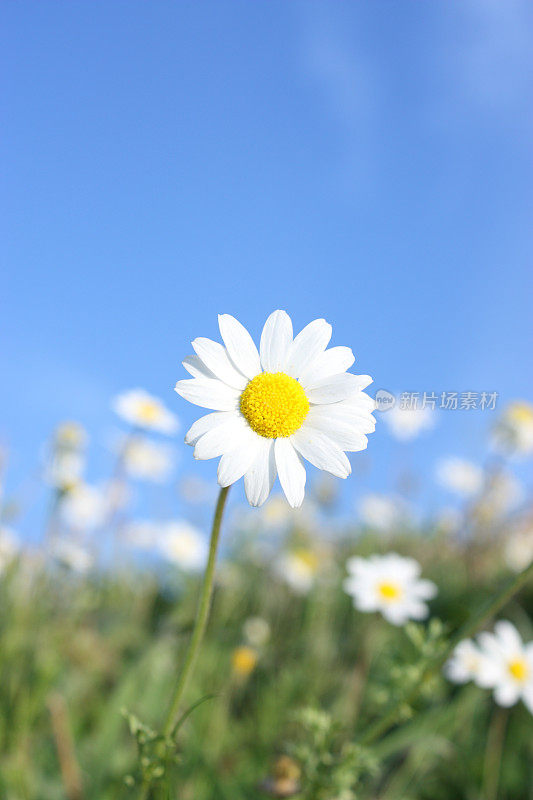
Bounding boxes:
260 310 293 372
194 415 248 460
307 373 372 405
218 314 261 379
291 428 351 478
494 682 521 707
285 319 332 378
275 438 306 508
244 438 277 507
217 428 262 487
341 391 376 413
299 346 355 388
493 621 523 653
305 406 368 452
412 579 438 600
192 338 247 390
185 411 236 445
182 355 215 379
314 400 375 434
522 685 533 714
175 378 240 411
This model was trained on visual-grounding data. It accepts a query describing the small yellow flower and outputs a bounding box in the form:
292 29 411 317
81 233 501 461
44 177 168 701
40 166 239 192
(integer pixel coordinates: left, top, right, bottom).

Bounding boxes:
262 755 301 798
231 646 258 677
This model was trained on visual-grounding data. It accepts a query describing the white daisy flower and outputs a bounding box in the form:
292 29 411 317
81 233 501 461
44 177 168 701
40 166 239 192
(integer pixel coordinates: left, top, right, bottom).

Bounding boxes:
492 401 533 457
504 522 533 573
358 493 408 532
243 616 271 648
274 549 320 595
174 311 376 508
477 621 533 713
436 457 484 498
113 389 179 435
383 405 435 441
122 436 175 483
0 526 19 573
445 639 499 687
60 483 107 530
343 553 437 626
158 521 208 572
51 539 93 574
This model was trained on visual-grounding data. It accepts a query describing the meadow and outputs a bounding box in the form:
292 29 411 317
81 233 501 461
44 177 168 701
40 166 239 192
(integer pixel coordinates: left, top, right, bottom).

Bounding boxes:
1 395 532 800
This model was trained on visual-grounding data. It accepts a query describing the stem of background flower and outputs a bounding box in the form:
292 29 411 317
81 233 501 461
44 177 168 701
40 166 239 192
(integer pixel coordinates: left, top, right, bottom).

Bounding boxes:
359 559 533 746
135 485 230 800
482 706 508 800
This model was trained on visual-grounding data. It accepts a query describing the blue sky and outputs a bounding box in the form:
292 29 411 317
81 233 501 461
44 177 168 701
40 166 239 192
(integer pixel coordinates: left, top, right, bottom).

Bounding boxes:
2 1 532 531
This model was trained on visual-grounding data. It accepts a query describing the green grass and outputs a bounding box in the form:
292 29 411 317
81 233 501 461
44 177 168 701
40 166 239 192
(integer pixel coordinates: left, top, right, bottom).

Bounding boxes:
0 530 532 799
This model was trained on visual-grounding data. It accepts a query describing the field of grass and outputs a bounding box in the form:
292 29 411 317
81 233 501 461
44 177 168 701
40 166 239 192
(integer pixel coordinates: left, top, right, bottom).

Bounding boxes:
1 501 532 800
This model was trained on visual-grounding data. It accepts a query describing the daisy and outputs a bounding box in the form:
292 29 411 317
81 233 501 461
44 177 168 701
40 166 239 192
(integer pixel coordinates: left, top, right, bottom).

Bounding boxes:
383 404 435 441
0 526 19 573
274 548 320 595
504 521 533 573
113 389 179 435
122 436 175 482
243 616 271 648
60 483 107 530
157 521 208 572
445 639 498 687
477 621 533 713
358 492 408 532
492 401 533 457
51 539 93 574
436 457 484 498
174 311 375 508
343 553 437 626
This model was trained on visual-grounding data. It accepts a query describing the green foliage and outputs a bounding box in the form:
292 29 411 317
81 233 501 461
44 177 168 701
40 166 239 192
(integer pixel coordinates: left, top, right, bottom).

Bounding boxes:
0 533 531 799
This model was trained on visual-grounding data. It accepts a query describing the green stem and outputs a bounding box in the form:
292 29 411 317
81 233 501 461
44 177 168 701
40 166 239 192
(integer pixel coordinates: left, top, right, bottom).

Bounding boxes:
359 559 533 746
482 706 508 800
164 485 230 736
136 485 230 800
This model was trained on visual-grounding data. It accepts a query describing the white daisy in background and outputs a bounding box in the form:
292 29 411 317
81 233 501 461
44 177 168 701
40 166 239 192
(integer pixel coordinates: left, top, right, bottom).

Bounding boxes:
436 457 484 498
445 639 498 687
54 421 88 450
480 471 523 519
504 521 533 573
358 493 409 533
243 616 271 648
157 521 208 572
51 539 93 574
59 483 107 530
477 622 533 713
46 451 85 491
124 520 162 549
383 404 435 441
122 436 175 483
343 553 437 626
492 401 533 458
0 526 19 573
174 311 375 508
274 549 320 595
113 389 179 435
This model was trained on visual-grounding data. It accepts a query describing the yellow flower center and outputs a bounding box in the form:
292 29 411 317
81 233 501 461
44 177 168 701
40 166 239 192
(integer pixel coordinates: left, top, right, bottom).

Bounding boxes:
378 581 402 601
508 403 533 425
232 646 258 676
240 372 309 438
508 658 529 682
138 401 160 423
293 549 320 571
